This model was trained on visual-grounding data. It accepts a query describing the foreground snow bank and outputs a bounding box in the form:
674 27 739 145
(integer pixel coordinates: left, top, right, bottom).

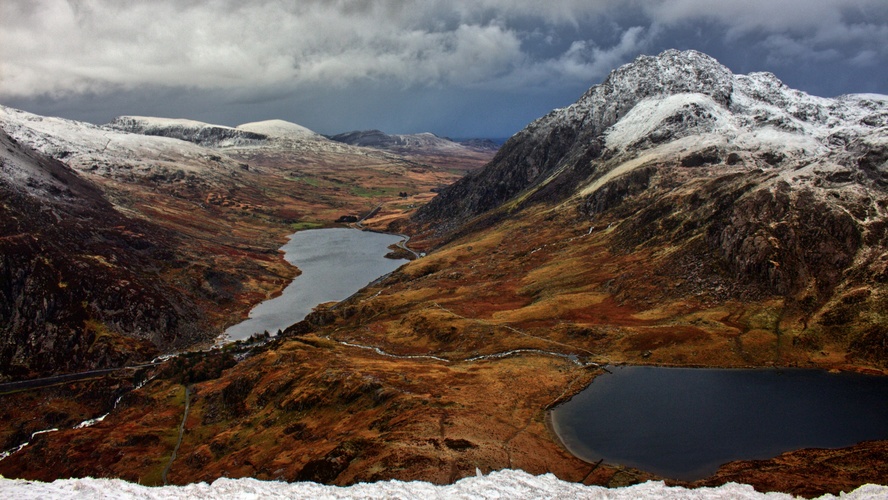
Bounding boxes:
1 470 885 499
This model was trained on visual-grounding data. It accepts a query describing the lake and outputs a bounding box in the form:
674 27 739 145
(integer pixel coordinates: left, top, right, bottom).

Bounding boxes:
550 366 888 481
225 228 407 341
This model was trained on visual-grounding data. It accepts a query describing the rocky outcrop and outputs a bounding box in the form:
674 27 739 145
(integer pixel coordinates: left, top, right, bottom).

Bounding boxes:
107 116 268 147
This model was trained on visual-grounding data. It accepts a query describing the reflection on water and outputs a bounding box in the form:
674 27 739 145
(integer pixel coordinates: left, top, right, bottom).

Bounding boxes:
551 366 888 481
225 228 406 341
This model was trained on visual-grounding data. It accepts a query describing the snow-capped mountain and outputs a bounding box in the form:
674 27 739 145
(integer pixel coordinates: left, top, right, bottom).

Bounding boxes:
0 127 103 204
414 49 887 366
236 119 321 140
0 105 254 185
106 116 268 148
106 115 332 149
417 49 887 224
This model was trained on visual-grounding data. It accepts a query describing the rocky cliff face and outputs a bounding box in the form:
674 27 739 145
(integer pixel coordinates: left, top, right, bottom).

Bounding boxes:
414 49 888 363
0 129 209 381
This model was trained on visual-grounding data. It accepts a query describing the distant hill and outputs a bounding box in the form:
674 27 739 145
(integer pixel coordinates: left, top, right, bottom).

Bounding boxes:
106 116 268 147
330 129 500 154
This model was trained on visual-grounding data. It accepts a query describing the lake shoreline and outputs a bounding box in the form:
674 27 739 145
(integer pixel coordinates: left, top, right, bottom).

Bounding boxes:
223 227 410 343
549 365 888 482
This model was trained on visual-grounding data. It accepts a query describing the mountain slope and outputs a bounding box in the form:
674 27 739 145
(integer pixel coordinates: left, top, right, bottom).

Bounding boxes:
0 129 207 380
416 50 886 228
330 129 467 152
413 49 888 366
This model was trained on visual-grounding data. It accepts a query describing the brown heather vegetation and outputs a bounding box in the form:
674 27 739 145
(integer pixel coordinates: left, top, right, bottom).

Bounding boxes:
2 87 887 495
3 185 885 496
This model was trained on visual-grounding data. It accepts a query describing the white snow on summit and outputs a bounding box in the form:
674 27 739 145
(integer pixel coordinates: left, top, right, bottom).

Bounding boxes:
0 105 248 177
538 50 888 197
106 115 270 148
1 470 885 499
236 119 321 139
112 116 230 131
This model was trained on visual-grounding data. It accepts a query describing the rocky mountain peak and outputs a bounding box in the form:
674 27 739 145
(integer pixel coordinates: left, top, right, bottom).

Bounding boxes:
576 49 734 127
521 50 734 141
416 49 887 229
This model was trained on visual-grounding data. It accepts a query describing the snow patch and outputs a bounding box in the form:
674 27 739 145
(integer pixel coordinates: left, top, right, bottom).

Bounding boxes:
111 116 232 131
604 93 736 150
1 470 885 499
0 104 252 186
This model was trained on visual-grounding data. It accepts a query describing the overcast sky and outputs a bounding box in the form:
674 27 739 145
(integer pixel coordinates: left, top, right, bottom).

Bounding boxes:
2 0 887 137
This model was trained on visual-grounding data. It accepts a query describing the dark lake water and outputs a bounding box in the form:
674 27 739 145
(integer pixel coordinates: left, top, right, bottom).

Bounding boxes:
550 366 888 481
225 228 407 341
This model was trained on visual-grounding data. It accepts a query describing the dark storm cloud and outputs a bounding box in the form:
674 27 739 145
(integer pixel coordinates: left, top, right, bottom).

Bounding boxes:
1 0 886 136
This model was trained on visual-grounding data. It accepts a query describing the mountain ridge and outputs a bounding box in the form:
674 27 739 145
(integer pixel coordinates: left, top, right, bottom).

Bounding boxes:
328 129 502 167
414 49 887 228
330 129 497 152
106 116 269 148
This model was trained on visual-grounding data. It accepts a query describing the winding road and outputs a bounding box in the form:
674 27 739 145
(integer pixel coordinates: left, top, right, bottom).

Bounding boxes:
0 362 160 395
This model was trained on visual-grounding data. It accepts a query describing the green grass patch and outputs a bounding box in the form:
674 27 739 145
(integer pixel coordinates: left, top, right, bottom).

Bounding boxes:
290 221 324 231
85 319 119 350
140 462 167 487
349 186 403 198
286 176 321 187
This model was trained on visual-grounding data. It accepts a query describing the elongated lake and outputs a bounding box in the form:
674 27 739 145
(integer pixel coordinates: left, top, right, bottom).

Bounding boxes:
550 366 888 481
225 228 407 342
